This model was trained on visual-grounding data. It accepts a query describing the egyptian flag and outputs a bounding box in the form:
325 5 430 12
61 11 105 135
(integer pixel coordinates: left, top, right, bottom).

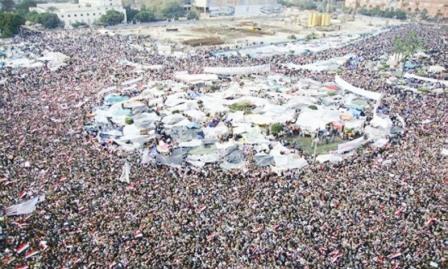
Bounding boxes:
1 256 15 265
15 242 30 254
25 249 40 259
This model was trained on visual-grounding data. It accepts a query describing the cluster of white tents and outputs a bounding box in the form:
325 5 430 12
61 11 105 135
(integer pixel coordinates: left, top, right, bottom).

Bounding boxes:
0 44 69 71
89 67 394 173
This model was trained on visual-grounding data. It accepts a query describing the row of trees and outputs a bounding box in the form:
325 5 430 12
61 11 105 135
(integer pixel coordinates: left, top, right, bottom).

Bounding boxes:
125 0 199 24
278 0 317 10
0 0 62 37
99 0 200 26
0 12 25 37
359 7 407 20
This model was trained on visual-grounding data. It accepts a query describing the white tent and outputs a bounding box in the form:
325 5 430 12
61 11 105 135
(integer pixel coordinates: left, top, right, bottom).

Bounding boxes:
270 143 308 174
38 51 69 71
296 107 340 133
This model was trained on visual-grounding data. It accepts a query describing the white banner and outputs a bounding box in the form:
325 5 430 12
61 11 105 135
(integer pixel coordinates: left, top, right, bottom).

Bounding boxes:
204 64 270 75
335 75 382 101
5 195 45 216
337 137 367 154
404 73 448 86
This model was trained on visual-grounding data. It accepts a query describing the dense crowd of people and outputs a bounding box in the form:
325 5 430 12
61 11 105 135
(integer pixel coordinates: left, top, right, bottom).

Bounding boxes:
0 23 447 268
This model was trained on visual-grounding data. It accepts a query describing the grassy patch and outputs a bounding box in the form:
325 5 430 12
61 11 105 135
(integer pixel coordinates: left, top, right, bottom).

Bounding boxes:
271 123 284 136
229 101 254 114
287 136 341 155
418 87 430 94
125 116 134 125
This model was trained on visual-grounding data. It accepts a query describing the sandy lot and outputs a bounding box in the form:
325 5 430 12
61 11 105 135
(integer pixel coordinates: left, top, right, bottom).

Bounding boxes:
111 10 404 47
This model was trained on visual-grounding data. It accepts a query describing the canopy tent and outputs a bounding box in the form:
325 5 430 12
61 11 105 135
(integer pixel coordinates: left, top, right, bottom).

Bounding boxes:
296 107 341 133
38 51 69 71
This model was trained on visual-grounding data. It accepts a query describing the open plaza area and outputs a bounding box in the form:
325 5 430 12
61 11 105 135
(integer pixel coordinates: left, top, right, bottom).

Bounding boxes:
0 10 447 268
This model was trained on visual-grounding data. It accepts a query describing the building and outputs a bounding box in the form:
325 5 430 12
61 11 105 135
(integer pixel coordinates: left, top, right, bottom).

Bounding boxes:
344 0 448 18
31 0 127 28
405 0 448 17
193 0 281 17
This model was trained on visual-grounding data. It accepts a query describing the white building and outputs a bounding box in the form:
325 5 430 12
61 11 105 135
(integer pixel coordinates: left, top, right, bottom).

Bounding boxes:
193 0 281 17
31 0 127 28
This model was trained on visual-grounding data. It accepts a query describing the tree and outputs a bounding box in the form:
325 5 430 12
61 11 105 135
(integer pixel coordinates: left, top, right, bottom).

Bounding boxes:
271 123 284 136
25 10 40 23
278 0 293 7
25 11 62 29
1 0 15 12
393 31 424 58
420 9 428 20
134 9 155 22
125 5 138 22
16 0 37 15
72 21 88 28
100 9 125 26
289 0 317 10
160 0 185 19
37 12 62 29
0 12 25 37
394 9 407 20
187 10 199 20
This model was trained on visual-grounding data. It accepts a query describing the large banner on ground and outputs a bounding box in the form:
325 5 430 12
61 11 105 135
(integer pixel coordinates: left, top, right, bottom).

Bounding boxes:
204 64 271 75
335 75 382 101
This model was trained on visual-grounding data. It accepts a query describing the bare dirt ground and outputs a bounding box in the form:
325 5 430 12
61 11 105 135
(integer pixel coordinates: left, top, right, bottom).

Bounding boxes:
111 10 404 47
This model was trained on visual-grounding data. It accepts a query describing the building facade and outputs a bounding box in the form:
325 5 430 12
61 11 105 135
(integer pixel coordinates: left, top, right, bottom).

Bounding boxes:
345 0 448 18
31 0 127 28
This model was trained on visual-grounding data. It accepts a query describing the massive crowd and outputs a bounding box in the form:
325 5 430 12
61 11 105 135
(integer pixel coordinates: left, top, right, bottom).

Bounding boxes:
0 23 447 268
